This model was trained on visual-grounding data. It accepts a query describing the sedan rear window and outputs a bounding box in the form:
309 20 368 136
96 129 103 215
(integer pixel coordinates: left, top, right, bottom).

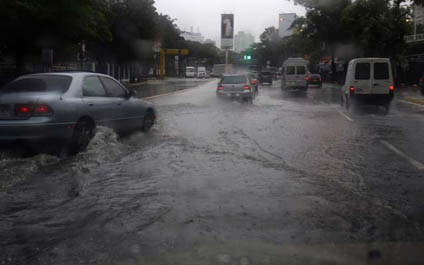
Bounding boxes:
374 63 389 80
221 76 247 84
1 75 72 93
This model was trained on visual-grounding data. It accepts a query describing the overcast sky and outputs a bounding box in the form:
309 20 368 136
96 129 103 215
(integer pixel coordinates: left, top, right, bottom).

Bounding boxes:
154 0 305 44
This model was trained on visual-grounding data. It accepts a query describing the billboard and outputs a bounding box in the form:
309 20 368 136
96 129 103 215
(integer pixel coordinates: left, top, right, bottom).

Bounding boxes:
221 14 234 49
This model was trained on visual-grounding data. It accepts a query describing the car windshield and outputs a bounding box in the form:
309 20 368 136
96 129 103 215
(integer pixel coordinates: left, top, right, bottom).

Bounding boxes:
1 75 72 93
221 75 247 84
1 0 424 264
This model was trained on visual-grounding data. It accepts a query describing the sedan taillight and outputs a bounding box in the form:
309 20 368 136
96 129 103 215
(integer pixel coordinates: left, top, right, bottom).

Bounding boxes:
15 104 53 117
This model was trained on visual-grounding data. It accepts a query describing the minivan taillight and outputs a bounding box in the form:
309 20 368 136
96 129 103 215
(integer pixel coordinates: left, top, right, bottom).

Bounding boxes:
217 86 223 90
244 85 250 90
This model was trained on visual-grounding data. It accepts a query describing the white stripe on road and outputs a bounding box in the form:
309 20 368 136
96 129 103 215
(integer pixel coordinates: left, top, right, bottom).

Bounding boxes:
337 110 354 122
399 100 424 108
143 86 202 100
380 140 424 170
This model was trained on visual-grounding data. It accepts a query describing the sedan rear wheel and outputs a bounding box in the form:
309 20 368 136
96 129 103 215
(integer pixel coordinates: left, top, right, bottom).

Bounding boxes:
142 110 155 132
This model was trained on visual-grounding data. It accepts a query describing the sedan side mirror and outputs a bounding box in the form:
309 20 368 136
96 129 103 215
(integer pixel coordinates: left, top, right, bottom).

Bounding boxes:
127 90 136 98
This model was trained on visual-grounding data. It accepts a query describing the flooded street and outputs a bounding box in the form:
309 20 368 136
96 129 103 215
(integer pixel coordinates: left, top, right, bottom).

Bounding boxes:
1 80 424 265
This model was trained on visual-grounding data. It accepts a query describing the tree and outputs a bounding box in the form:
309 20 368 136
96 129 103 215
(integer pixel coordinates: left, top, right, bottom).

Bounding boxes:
0 0 111 73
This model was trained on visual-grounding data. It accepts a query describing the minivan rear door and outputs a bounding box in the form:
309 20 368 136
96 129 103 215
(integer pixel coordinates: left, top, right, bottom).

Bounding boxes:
353 62 372 94
372 60 391 94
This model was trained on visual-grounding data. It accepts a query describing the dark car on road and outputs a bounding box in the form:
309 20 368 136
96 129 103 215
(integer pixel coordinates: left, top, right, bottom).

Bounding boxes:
306 74 322 88
258 71 273 85
0 72 156 154
216 74 255 103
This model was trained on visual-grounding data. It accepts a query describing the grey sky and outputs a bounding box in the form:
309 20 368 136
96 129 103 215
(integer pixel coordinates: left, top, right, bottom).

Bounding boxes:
154 0 305 44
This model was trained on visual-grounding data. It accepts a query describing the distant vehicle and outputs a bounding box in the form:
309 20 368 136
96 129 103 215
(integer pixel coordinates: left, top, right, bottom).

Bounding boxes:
306 74 322 88
197 66 207 78
267 67 278 80
419 74 424 95
247 65 261 73
212 64 233 77
197 71 207 78
247 73 259 94
341 58 394 112
258 71 273 85
281 58 309 91
216 74 255 103
0 72 156 154
185 66 196 78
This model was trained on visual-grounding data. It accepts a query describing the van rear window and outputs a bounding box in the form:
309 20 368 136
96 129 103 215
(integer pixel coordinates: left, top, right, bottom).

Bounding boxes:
285 66 295 75
355 63 370 80
296 66 306 75
374 63 389 80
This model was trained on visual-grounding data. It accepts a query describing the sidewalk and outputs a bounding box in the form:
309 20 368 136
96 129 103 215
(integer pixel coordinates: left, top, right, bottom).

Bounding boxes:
396 85 424 106
125 77 214 98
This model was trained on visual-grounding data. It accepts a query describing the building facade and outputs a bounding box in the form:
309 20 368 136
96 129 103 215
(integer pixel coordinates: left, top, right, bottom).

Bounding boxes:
278 13 297 38
414 4 424 25
234 31 255 53
180 31 205 43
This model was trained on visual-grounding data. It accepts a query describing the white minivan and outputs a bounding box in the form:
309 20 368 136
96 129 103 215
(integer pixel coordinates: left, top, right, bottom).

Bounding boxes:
282 58 309 91
341 58 394 112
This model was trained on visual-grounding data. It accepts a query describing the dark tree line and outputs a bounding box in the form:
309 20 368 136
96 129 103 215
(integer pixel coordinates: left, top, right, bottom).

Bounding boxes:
0 0 219 74
252 0 424 68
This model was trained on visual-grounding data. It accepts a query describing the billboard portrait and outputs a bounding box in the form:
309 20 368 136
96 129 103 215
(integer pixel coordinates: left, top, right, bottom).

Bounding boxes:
221 14 234 49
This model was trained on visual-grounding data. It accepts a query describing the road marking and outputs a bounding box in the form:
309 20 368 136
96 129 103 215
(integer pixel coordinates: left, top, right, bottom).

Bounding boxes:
142 86 202 100
337 110 354 122
399 99 424 108
380 140 424 170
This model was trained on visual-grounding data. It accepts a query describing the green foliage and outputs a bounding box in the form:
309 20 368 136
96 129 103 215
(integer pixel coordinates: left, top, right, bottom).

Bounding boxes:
0 0 219 72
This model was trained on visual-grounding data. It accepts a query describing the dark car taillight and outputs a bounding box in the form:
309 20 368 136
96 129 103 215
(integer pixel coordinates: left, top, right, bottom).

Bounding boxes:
15 104 53 117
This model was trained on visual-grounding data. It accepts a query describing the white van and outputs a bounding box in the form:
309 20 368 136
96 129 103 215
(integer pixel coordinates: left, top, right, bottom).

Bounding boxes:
341 58 394 111
185 66 196 78
282 58 309 91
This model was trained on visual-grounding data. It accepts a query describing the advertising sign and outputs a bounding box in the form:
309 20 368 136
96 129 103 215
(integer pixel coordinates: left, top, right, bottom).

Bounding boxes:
221 14 234 49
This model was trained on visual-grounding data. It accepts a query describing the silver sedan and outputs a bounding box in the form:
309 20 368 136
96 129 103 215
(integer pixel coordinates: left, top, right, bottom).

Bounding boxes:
0 72 156 154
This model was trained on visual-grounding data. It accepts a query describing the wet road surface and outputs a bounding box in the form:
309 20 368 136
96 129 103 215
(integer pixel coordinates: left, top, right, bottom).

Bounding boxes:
1 80 424 265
